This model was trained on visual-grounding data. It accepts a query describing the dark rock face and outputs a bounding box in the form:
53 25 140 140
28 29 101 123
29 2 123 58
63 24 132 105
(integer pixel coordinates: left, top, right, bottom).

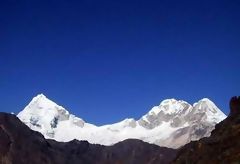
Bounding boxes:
230 96 240 116
0 113 177 164
173 96 240 164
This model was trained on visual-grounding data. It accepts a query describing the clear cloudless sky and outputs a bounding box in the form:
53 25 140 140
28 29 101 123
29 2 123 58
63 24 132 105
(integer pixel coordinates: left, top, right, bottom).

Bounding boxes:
0 0 239 125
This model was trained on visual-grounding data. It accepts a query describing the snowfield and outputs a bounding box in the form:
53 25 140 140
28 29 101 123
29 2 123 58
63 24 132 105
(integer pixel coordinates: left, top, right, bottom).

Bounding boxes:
17 94 226 148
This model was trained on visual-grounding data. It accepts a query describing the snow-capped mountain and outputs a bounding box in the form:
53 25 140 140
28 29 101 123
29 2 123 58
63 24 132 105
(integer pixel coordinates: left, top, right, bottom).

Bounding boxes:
17 94 226 148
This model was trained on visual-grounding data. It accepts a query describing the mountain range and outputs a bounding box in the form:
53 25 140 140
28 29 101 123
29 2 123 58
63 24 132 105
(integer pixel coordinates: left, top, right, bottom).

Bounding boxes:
0 96 239 164
17 94 226 148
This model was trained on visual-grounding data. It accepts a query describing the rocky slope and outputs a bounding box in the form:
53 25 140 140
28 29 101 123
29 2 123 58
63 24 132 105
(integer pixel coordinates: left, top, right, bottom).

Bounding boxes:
173 96 240 163
17 94 226 148
0 112 176 164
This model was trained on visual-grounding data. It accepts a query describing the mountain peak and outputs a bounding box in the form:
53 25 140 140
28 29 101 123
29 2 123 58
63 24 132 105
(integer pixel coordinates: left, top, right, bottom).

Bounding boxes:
35 93 46 98
148 98 191 115
29 94 57 107
17 94 73 138
18 94 70 118
198 98 215 103
31 93 48 103
200 97 211 101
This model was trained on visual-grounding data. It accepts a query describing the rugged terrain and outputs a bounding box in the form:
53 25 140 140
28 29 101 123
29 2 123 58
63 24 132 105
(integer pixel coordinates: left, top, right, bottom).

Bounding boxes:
173 96 240 163
0 112 176 164
17 94 226 148
0 96 239 164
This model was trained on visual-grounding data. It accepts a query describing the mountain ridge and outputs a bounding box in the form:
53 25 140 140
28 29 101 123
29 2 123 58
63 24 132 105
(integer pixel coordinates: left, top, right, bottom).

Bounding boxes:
173 96 240 163
1 96 239 164
17 94 226 148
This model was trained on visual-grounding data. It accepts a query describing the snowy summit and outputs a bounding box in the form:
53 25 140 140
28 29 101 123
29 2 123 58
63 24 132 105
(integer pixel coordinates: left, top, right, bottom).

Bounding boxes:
17 94 226 148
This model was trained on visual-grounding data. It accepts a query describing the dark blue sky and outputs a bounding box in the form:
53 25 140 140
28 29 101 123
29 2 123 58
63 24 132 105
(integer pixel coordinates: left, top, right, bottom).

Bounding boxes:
0 0 239 125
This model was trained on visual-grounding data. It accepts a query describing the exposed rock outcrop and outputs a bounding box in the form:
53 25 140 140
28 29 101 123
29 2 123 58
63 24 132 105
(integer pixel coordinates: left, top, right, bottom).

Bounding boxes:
229 96 240 116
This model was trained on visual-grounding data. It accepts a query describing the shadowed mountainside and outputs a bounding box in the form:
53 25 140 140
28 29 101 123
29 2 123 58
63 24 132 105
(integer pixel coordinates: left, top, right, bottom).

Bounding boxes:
173 96 240 163
0 112 176 164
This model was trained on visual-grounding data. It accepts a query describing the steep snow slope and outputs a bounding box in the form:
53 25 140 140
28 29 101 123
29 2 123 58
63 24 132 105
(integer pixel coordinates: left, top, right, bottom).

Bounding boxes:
17 94 226 148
